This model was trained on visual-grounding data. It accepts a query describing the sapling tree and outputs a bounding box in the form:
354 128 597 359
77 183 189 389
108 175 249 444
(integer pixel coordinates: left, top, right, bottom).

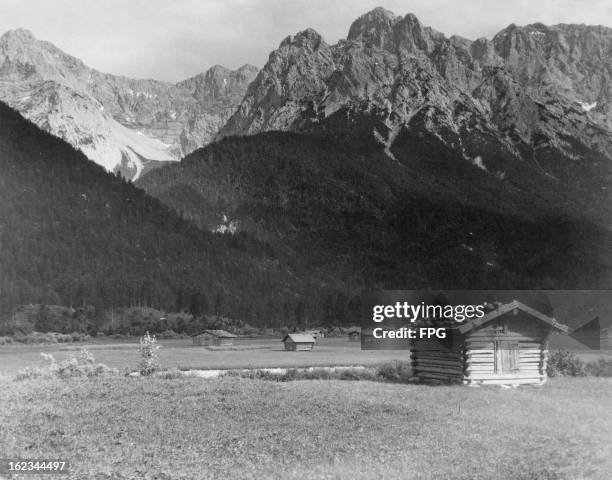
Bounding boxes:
139 331 160 376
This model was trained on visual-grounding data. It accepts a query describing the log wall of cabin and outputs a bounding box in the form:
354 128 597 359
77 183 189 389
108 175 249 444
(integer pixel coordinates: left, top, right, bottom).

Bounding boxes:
462 313 549 385
193 334 213 346
284 341 313 351
295 343 314 351
410 337 464 384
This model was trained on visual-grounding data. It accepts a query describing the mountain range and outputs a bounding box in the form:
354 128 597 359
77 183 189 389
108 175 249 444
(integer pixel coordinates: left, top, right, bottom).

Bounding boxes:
216 8 612 226
2 7 612 327
0 28 257 179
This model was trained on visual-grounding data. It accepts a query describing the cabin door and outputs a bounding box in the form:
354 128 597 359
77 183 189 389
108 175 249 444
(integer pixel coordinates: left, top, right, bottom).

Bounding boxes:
494 341 520 374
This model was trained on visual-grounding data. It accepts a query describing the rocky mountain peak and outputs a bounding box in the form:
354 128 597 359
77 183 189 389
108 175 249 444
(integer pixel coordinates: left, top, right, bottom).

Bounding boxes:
395 12 440 53
347 7 398 48
179 64 258 104
280 28 326 51
235 64 259 77
206 64 232 77
1 28 36 43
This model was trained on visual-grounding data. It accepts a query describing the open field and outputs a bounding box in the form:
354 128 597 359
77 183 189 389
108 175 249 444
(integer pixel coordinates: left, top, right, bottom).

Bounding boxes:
0 376 611 479
0 338 413 376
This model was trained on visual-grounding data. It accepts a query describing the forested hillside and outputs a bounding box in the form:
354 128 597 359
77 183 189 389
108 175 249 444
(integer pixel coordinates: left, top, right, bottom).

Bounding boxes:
0 102 338 331
139 119 612 293
2 98 611 334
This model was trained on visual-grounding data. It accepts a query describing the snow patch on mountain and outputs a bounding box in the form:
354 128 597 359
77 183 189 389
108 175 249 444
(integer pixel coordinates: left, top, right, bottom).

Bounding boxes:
471 156 487 171
580 101 597 111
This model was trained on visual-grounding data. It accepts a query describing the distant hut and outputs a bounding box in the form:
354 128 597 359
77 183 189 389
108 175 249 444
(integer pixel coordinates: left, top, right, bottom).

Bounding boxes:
347 327 361 342
282 333 315 351
411 298 567 386
192 329 237 347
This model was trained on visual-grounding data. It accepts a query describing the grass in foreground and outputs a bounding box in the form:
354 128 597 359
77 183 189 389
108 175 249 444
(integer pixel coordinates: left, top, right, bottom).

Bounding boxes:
1 376 611 480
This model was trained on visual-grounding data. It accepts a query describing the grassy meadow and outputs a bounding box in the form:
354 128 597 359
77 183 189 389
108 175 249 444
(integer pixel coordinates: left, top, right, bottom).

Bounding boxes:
0 337 412 376
1 338 611 479
0 375 611 479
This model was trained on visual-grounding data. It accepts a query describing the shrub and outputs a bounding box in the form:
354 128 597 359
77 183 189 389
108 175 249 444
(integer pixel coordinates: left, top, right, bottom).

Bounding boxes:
375 361 413 383
547 350 587 377
14 349 118 380
585 357 612 377
226 366 383 382
139 331 161 376
0 336 13 345
337 368 377 381
55 333 73 343
70 331 92 342
157 329 178 339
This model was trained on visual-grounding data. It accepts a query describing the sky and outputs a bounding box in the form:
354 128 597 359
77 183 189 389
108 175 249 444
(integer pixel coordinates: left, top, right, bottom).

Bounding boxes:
1 0 612 82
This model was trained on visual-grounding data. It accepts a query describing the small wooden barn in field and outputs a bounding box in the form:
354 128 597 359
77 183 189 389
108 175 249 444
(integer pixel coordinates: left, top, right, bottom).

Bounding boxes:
411 299 568 386
192 329 237 346
347 327 361 341
282 333 315 351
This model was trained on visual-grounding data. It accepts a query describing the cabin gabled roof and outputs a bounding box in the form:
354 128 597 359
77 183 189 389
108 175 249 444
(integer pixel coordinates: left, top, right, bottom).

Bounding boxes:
192 329 237 338
282 333 315 343
457 300 568 334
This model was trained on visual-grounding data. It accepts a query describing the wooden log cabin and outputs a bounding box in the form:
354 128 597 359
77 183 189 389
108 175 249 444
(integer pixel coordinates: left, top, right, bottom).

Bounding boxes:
347 327 361 342
411 299 568 386
282 333 315 351
192 329 237 346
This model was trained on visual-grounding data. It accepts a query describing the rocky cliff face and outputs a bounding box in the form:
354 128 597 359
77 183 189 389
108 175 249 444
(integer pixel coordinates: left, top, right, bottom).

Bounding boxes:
217 8 612 217
0 29 257 179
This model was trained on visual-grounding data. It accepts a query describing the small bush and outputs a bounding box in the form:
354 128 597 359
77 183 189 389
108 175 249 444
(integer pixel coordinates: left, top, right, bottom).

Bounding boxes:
376 361 413 383
0 336 14 345
14 349 118 381
547 350 587 377
585 357 612 377
70 331 92 342
55 333 73 343
157 329 179 339
139 331 161 376
337 368 377 381
293 368 330 380
227 366 382 382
